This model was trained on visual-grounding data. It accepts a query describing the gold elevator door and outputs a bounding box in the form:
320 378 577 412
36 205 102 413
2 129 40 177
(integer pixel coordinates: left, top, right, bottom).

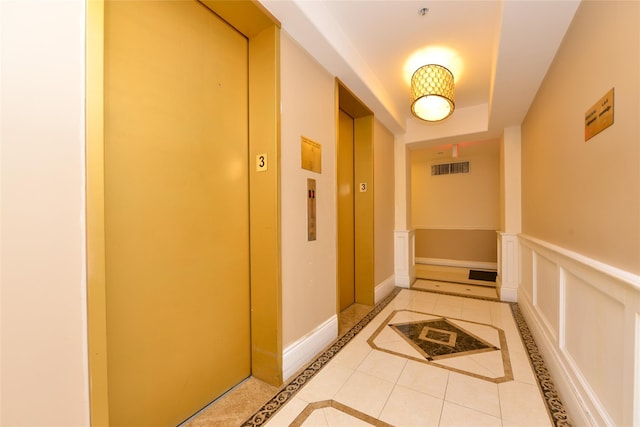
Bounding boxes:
338 109 356 311
104 2 250 425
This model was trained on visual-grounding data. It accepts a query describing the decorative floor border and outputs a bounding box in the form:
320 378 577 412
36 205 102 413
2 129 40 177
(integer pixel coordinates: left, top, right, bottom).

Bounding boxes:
510 303 571 427
240 287 402 426
242 287 572 426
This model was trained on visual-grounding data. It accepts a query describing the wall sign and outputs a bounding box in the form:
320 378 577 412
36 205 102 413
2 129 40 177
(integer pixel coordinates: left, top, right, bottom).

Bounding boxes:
301 136 322 173
585 88 614 141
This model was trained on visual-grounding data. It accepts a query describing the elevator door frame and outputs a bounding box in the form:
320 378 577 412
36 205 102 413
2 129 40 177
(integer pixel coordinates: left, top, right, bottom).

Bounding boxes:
336 80 375 311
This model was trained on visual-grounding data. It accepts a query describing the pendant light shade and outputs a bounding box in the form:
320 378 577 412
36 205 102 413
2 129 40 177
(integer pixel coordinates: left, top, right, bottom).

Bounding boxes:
410 64 455 122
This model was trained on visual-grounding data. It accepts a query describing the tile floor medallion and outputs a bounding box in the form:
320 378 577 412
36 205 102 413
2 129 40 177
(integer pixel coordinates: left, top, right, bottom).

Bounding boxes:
369 310 513 383
242 287 571 427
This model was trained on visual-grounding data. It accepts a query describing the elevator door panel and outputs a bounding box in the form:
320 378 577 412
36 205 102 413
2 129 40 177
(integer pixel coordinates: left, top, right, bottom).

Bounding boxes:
338 110 355 311
104 2 250 425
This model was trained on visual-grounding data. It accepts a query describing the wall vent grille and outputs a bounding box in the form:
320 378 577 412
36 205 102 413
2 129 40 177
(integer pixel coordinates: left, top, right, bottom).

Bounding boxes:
431 161 470 176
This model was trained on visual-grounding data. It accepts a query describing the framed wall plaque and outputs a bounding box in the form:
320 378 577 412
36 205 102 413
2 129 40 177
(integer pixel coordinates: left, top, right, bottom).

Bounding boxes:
585 88 614 141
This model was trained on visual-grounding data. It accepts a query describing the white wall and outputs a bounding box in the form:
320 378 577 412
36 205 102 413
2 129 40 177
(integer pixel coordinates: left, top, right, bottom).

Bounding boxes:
0 1 90 425
280 31 338 377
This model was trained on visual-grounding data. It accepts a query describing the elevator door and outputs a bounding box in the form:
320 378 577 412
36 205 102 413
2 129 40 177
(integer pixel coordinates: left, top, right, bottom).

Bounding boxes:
104 2 250 425
338 109 355 311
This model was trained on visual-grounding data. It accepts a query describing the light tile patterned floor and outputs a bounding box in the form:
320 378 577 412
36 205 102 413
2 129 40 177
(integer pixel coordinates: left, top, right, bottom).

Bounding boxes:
248 288 562 427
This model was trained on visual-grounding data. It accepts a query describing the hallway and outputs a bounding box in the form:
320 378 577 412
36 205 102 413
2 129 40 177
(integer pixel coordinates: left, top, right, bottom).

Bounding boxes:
186 281 567 427
2 2 638 426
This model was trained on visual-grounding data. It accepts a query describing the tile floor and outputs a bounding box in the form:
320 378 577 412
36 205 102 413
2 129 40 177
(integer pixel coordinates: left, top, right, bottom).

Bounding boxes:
415 264 498 288
242 287 568 427
185 274 568 427
182 303 374 426
412 279 498 300
184 378 278 427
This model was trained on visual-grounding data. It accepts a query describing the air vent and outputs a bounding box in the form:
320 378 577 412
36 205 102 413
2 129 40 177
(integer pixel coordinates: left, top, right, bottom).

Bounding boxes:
431 161 470 176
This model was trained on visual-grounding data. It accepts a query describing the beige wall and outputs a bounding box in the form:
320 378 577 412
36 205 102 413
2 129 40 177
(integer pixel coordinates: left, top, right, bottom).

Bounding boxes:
280 32 337 347
0 1 90 425
521 0 639 274
415 229 497 262
411 139 499 262
411 140 500 229
499 126 522 233
373 119 395 284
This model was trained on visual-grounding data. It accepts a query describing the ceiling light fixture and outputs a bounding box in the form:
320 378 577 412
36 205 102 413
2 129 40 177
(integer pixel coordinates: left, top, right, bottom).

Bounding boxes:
410 64 455 122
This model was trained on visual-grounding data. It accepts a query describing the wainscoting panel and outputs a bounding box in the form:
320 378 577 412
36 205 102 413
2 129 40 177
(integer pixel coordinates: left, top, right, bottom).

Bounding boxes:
564 270 625 425
519 243 533 300
519 235 640 427
534 253 560 341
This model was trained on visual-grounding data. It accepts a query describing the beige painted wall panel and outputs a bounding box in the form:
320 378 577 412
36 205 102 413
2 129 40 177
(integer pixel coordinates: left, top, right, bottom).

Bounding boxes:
411 140 500 230
415 229 497 262
0 2 90 425
373 119 395 284
521 1 640 274
280 32 337 347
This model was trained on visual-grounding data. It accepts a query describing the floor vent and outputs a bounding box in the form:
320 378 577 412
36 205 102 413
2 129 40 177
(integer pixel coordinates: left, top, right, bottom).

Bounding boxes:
431 161 470 176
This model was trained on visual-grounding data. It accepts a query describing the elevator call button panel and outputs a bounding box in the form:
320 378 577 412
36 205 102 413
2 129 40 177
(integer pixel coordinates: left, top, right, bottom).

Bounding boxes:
307 178 316 241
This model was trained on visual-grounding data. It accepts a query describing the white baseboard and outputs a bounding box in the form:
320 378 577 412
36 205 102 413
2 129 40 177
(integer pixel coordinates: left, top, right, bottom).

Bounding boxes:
394 273 412 288
416 257 497 271
282 315 338 382
498 285 517 302
375 274 395 304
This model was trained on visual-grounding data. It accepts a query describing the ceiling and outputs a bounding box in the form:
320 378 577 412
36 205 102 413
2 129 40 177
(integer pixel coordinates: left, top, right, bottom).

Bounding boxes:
260 0 580 149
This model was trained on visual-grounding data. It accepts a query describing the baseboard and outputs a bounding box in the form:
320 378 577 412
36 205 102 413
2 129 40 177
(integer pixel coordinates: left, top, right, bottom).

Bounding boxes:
375 274 395 304
416 257 497 271
282 315 338 382
498 285 517 302
394 272 412 288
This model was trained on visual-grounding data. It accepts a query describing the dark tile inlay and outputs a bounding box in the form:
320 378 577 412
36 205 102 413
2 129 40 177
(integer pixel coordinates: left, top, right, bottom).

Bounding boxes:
390 318 498 361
